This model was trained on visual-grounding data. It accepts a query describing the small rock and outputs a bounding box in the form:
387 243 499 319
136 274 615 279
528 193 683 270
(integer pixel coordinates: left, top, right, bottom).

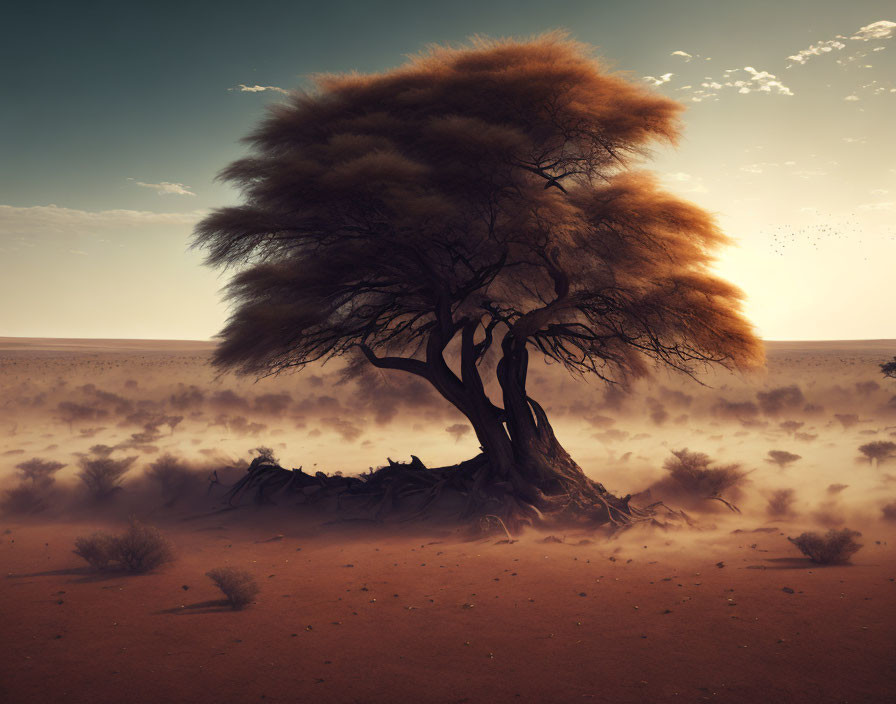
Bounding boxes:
782 587 794 594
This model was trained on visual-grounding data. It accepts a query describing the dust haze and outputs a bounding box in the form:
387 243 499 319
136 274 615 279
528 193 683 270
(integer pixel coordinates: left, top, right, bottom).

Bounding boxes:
2 337 894 540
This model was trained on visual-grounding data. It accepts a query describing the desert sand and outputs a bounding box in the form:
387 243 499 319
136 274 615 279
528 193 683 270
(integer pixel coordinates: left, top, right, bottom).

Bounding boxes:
1 338 895 703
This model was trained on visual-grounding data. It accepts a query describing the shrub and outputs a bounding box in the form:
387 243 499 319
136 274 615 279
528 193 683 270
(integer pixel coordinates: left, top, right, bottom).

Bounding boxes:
73 531 117 569
73 519 173 573
2 485 50 514
206 567 259 609
882 502 896 522
766 488 796 517
788 528 863 564
112 520 174 572
77 455 137 499
145 453 201 505
664 449 747 500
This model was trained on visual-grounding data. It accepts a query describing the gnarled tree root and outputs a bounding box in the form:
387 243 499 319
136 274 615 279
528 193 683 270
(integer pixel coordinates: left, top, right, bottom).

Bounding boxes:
220 453 682 533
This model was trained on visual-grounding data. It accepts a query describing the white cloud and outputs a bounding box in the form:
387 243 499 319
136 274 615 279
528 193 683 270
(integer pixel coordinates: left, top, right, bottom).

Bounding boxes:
671 50 693 62
643 73 673 86
129 179 196 196
787 39 846 65
740 163 772 174
857 201 895 211
0 204 205 237
844 95 860 101
662 171 708 193
793 170 827 179
851 21 896 41
843 136 866 144
231 84 289 94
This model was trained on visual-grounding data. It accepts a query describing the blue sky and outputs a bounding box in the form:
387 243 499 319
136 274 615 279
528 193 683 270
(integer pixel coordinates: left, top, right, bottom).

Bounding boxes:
1 0 894 339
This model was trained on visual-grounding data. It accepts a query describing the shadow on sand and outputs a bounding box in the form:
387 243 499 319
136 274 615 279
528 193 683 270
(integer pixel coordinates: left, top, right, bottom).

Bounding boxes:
156 599 234 615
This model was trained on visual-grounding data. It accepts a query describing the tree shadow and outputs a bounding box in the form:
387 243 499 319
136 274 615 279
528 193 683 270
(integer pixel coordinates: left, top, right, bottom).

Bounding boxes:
155 599 233 615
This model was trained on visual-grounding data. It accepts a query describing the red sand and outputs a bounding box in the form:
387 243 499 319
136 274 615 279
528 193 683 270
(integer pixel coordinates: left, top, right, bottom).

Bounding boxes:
1 514 893 704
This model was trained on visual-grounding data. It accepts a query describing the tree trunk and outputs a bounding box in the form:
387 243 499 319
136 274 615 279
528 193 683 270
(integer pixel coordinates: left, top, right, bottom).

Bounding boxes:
494 332 632 525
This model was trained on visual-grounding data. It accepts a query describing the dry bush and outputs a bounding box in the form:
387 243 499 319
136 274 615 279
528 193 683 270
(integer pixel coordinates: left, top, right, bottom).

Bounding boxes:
663 449 747 504
2 485 50 514
77 455 137 499
145 453 202 505
766 488 797 517
766 450 801 468
73 520 173 573
757 385 804 415
112 520 174 572
882 502 896 521
73 531 117 570
788 528 863 564
206 567 259 609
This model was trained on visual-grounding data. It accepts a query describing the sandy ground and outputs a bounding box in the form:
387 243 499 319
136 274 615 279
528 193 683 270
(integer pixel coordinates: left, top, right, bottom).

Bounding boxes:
1 513 894 704
1 338 895 703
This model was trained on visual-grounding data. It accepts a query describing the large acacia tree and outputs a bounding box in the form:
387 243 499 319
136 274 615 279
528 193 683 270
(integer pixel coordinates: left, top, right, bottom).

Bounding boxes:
195 34 762 528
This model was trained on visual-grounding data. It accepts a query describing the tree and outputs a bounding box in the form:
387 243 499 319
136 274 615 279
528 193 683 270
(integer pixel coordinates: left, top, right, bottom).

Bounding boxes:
194 34 761 529
766 450 801 469
858 440 896 467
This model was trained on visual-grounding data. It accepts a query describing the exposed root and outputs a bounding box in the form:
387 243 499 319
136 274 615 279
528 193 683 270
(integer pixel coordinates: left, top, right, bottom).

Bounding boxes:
220 453 679 531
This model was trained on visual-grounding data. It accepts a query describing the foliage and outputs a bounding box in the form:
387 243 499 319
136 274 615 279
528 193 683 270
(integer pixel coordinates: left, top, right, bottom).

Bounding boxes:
788 529 863 564
663 449 747 499
766 488 797 517
206 567 260 609
73 519 173 573
193 34 760 420
73 531 117 570
1 458 67 514
766 450 802 468
145 453 201 505
77 455 137 499
858 441 896 465
111 520 174 572
881 357 896 379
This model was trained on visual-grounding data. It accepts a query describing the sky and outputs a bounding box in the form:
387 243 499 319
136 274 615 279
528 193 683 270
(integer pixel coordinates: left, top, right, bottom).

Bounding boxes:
1 0 894 341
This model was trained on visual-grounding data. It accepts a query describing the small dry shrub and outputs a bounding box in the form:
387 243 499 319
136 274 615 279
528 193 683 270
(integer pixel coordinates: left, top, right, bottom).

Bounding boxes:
73 519 173 573
882 502 896 521
664 449 747 499
788 528 863 564
766 488 796 517
145 453 202 505
2 485 49 514
206 567 259 609
73 531 117 570
112 520 174 572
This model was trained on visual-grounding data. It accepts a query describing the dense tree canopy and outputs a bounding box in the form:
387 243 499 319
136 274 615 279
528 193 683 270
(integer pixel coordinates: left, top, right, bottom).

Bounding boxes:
195 34 762 528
